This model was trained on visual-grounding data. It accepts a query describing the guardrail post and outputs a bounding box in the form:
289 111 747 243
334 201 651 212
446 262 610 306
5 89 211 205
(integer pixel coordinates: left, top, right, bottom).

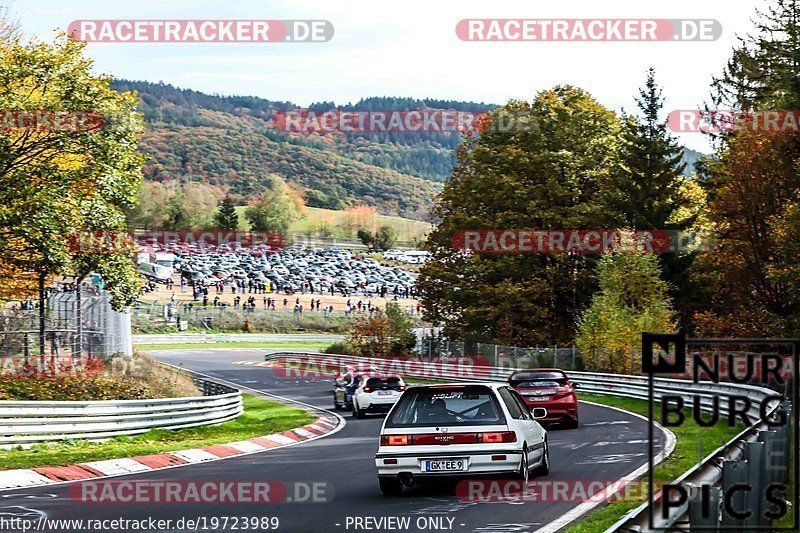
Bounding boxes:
743 440 765 529
720 460 748 529
688 483 721 529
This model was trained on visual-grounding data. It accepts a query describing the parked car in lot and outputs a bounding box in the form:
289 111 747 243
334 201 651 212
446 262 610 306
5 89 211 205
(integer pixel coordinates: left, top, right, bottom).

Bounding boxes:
375 383 549 495
334 373 406 418
508 369 579 428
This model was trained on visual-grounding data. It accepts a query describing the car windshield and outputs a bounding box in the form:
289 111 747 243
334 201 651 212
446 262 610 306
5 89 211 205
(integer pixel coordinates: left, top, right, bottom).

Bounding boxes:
366 377 403 390
510 372 567 387
386 386 505 427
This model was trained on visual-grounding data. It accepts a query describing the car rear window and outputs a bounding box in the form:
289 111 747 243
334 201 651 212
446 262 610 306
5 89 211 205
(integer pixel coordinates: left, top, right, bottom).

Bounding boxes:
510 372 567 387
366 377 403 390
385 385 505 427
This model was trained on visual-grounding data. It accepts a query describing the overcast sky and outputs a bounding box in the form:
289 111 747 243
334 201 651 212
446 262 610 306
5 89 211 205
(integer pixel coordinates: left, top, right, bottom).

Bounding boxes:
14 0 766 152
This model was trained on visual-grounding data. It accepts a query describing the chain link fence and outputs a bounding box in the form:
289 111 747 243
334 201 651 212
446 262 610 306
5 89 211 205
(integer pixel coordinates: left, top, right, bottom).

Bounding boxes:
0 286 131 359
415 337 586 371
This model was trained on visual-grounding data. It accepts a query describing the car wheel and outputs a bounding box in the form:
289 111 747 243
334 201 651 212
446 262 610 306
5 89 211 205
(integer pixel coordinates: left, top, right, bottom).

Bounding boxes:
516 446 529 483
352 400 362 419
564 418 579 429
533 439 550 476
379 477 404 496
333 393 340 410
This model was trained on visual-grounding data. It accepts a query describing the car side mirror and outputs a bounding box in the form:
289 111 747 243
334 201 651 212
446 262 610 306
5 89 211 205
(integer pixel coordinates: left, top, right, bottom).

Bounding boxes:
572 382 580 389
531 407 547 419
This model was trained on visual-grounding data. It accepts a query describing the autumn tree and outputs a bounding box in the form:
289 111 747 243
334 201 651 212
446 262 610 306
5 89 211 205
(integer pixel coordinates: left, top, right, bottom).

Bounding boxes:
417 87 621 345
695 0 800 336
576 250 676 373
245 175 304 235
0 34 145 352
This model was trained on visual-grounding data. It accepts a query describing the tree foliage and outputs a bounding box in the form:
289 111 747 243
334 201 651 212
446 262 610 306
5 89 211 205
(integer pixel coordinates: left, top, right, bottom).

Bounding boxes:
697 0 800 336
214 195 240 230
576 251 676 373
417 86 622 345
0 34 145 310
244 175 304 235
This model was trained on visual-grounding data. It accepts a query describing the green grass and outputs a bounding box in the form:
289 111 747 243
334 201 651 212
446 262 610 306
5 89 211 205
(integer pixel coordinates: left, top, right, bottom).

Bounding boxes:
135 341 333 351
565 393 743 533
0 395 314 470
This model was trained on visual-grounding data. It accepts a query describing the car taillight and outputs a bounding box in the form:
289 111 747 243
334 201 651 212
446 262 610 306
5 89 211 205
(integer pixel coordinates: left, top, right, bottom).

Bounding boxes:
380 435 409 446
556 386 574 396
398 386 406 391
480 431 517 443
363 387 372 393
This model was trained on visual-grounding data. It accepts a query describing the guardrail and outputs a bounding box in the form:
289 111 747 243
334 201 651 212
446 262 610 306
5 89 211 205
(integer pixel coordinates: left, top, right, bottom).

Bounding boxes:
262 351 791 531
0 371 243 446
133 333 345 345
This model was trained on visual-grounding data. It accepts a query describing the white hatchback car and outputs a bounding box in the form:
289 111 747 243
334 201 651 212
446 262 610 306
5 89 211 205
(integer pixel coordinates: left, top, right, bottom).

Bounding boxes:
333 374 406 418
375 383 549 495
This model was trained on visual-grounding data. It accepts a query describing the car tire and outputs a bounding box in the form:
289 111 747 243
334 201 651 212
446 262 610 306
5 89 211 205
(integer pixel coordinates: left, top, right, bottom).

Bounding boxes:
379 477 404 496
516 446 530 483
564 418 579 429
533 440 550 476
352 400 362 419
333 393 340 410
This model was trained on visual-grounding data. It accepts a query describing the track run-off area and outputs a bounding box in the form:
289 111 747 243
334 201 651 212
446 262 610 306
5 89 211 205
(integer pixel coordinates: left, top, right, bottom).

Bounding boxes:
0 349 668 533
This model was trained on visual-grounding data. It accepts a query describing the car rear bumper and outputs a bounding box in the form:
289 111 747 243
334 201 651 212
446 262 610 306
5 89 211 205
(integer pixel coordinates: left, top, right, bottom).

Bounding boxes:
523 402 578 423
375 449 522 477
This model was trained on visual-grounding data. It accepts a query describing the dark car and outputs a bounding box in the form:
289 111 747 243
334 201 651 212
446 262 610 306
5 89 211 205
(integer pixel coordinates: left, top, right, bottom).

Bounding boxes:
508 369 579 428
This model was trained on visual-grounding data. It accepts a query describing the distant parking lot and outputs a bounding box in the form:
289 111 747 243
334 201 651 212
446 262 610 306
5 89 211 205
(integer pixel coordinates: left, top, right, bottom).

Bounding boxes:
139 244 421 301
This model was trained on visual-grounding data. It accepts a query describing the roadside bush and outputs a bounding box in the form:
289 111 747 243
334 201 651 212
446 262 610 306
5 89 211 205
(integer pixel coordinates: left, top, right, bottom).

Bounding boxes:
0 352 200 401
323 341 350 354
106 352 200 398
0 376 148 401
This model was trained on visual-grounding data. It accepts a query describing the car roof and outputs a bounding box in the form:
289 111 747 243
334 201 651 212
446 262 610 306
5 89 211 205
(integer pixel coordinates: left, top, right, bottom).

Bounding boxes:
407 382 506 390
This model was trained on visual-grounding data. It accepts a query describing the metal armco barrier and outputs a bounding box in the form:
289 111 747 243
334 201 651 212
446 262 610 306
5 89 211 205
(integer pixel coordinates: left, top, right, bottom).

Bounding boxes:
0 373 242 446
264 352 792 531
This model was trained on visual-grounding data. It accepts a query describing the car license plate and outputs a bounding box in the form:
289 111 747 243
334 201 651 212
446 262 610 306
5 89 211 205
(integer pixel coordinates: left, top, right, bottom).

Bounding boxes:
424 459 466 472
377 391 393 396
530 396 550 401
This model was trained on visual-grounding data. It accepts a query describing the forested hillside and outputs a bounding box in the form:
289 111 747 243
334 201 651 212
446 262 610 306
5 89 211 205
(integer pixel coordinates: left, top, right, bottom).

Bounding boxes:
112 80 704 217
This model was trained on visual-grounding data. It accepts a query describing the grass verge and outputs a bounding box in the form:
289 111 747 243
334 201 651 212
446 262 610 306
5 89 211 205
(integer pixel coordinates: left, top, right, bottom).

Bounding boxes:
565 393 743 533
135 341 332 351
0 394 315 470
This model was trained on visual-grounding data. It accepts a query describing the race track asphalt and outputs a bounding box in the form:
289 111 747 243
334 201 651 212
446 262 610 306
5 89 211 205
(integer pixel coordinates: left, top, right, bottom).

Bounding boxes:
0 349 666 533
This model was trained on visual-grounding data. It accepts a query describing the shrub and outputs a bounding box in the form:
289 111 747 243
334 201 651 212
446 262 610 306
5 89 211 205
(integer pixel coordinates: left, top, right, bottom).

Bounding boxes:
323 341 350 354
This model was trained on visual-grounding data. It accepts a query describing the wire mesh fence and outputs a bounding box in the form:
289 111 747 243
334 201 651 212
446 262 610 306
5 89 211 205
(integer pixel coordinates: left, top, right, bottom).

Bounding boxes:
415 338 587 371
131 298 422 334
0 285 131 358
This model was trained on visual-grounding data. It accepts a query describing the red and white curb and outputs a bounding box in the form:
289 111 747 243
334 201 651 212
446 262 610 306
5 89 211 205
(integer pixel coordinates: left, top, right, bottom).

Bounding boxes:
233 360 274 367
0 415 341 491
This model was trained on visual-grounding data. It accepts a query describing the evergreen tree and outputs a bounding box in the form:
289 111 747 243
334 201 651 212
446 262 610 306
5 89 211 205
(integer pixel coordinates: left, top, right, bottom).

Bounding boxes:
606 68 698 322
214 196 239 230
606 68 688 230
711 0 800 112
